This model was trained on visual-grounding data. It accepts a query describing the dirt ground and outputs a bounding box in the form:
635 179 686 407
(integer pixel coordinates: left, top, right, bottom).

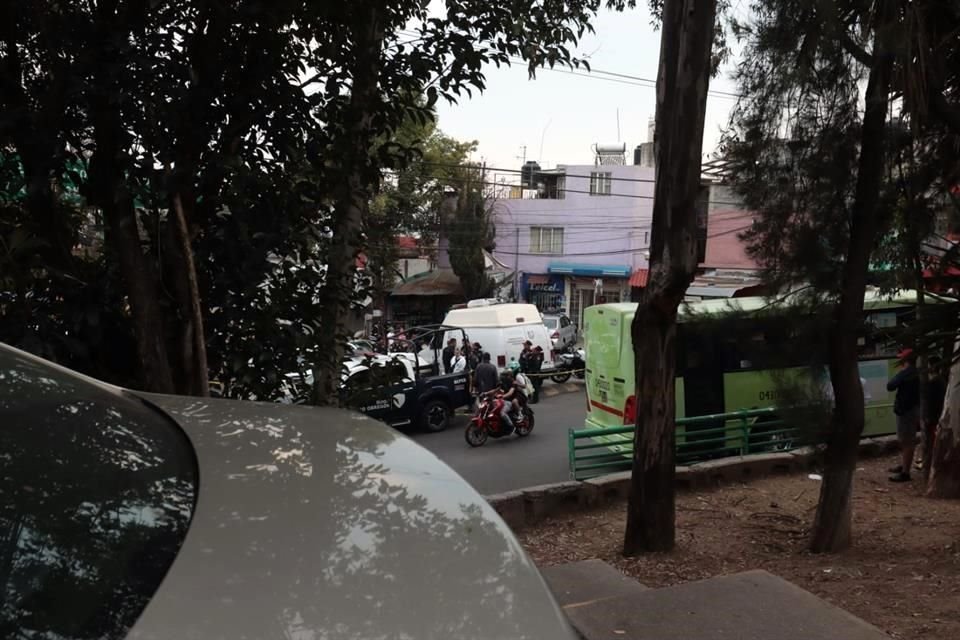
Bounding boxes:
519 454 960 640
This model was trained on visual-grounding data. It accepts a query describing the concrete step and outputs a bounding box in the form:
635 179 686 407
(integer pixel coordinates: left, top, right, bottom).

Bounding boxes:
540 559 650 609
547 563 890 640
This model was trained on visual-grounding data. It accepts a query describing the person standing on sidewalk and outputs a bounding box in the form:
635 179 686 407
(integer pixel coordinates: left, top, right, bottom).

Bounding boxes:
528 345 545 404
887 349 920 482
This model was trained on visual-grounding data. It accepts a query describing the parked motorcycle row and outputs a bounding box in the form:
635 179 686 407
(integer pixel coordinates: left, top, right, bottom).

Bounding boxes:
548 347 586 384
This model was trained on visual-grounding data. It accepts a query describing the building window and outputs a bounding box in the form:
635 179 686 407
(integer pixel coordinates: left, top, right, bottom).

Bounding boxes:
589 171 612 196
529 226 564 254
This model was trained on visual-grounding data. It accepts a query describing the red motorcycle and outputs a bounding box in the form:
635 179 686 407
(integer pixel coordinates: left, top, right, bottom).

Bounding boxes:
465 393 535 447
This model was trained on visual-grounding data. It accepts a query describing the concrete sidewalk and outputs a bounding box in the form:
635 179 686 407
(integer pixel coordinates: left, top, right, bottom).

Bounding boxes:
541 561 890 640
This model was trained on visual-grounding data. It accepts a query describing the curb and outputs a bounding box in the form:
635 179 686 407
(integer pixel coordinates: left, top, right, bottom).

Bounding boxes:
485 435 900 533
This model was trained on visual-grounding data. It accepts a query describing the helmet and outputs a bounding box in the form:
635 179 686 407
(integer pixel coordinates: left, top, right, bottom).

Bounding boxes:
508 359 520 373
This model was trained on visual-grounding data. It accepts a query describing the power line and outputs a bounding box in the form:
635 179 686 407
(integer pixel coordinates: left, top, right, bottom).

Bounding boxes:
365 223 751 258
393 29 741 100
431 175 746 206
419 162 658 184
504 57 740 101
419 163 746 207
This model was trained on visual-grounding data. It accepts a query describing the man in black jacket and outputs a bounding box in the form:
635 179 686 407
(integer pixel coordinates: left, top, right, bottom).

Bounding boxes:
442 338 457 375
887 349 920 482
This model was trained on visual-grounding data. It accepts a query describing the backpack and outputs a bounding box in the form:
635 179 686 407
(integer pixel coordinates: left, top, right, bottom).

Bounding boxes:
516 372 534 396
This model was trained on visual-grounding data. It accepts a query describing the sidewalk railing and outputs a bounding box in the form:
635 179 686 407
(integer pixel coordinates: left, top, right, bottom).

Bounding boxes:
568 407 800 480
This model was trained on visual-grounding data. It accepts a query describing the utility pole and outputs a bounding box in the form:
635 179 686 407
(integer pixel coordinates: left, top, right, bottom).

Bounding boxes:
516 145 527 166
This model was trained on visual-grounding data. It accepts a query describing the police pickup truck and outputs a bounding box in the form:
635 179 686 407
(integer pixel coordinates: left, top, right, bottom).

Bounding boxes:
342 352 471 432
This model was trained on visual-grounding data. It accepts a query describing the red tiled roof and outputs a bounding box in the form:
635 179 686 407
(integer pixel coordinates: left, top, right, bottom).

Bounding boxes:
397 236 418 250
629 268 649 288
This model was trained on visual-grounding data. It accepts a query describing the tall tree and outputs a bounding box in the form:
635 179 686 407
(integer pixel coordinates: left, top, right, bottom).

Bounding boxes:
623 0 718 554
304 0 629 405
722 0 960 547
446 166 497 301
810 0 896 552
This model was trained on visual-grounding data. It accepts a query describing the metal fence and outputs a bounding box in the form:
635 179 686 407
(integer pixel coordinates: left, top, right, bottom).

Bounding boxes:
568 407 803 480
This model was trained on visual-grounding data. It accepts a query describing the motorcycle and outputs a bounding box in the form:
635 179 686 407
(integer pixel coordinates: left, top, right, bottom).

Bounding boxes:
464 394 535 447
550 347 585 384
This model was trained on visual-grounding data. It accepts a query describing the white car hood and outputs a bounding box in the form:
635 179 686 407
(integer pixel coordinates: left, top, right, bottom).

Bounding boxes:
129 395 574 640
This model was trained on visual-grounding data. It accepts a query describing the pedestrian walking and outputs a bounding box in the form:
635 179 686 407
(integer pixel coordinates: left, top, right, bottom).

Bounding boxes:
887 348 921 482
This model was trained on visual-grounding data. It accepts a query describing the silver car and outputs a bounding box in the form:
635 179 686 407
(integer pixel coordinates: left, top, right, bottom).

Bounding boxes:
0 343 575 639
542 313 577 351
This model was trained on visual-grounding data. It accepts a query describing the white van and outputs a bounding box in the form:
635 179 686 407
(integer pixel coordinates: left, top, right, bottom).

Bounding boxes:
442 301 556 372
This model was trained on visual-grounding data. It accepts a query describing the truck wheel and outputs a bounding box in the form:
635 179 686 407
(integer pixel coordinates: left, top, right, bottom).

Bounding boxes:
420 399 451 433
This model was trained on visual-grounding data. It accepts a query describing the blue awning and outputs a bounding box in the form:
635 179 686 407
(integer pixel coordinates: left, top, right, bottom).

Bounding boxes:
548 262 631 278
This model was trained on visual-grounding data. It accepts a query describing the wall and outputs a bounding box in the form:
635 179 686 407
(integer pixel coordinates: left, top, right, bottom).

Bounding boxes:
701 184 758 271
491 164 655 275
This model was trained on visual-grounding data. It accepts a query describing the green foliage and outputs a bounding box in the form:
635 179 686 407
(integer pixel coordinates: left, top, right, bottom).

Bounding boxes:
721 2 868 295
2 0 624 400
446 168 497 301
364 116 477 315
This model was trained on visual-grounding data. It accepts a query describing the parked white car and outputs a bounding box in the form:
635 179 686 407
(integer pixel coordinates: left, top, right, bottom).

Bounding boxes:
0 342 576 640
543 313 577 351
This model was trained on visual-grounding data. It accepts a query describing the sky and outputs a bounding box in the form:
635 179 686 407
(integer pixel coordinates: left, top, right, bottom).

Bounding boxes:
434 4 744 172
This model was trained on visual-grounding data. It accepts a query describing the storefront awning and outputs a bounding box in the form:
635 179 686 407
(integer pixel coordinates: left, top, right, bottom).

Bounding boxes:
629 268 649 288
548 262 630 278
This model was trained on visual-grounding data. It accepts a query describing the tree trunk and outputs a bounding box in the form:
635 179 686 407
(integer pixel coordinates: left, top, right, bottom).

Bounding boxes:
170 193 210 396
809 1 895 553
87 20 176 395
100 193 176 394
311 4 384 406
927 337 960 498
623 0 716 555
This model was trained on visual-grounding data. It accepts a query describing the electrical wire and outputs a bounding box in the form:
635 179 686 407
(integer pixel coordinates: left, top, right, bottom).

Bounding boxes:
363 223 752 258
392 28 741 100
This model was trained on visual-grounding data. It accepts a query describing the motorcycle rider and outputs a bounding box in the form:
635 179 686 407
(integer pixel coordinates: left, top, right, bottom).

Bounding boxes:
507 360 529 413
489 370 522 431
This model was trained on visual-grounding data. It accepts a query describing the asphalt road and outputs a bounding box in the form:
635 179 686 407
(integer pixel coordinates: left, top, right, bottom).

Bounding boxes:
410 382 587 495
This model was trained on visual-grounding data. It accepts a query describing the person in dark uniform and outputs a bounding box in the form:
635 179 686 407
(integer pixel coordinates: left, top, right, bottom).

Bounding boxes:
442 338 457 375
518 340 533 374
528 345 545 404
887 349 920 482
